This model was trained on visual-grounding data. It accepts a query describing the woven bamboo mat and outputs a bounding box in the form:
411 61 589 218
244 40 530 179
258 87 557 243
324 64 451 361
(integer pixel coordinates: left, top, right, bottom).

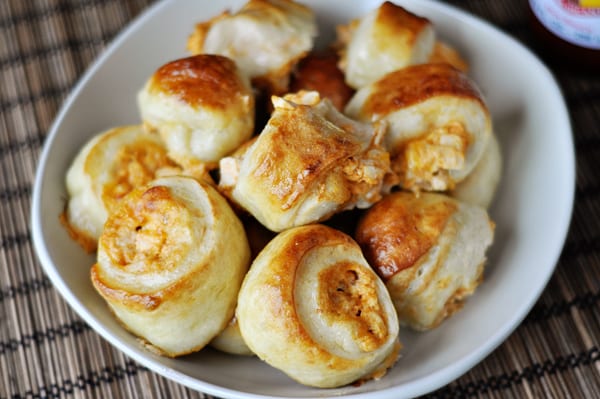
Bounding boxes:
1 0 598 398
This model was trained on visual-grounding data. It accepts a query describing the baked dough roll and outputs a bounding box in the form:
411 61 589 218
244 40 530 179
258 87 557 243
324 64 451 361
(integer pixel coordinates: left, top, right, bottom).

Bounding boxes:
91 176 251 357
224 91 391 232
237 224 401 388
450 132 502 209
63 125 179 252
187 0 317 95
137 54 254 171
345 63 492 192
355 191 494 331
337 1 435 89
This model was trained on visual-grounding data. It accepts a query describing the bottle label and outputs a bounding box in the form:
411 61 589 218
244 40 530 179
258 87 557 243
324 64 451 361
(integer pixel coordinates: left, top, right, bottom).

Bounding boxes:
530 0 600 49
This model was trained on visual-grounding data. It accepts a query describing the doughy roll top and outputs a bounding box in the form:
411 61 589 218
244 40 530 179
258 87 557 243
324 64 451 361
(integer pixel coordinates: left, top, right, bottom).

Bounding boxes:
63 125 179 252
236 224 400 388
91 176 251 357
337 1 436 89
355 191 494 330
187 0 317 95
226 91 391 232
137 54 254 169
345 63 492 192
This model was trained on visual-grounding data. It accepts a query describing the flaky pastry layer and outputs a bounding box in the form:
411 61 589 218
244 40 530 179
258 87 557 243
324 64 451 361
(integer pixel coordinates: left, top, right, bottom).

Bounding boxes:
92 176 251 356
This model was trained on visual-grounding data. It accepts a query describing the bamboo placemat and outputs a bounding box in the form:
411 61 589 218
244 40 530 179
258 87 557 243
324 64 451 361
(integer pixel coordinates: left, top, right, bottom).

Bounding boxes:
1 0 598 398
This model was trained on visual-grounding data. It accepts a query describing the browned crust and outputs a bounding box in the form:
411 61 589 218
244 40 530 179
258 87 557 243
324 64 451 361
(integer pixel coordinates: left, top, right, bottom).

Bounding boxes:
290 50 355 111
91 264 163 311
361 63 485 117
91 248 211 313
373 1 432 51
252 104 363 210
355 192 457 280
149 54 250 109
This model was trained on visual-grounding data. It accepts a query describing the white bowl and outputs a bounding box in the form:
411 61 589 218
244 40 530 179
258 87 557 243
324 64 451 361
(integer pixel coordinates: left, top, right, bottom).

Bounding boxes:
31 0 575 398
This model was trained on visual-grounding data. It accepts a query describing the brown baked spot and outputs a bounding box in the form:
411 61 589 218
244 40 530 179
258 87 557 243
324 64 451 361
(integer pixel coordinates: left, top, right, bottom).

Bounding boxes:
150 54 248 109
373 1 431 52
361 63 483 117
91 265 163 311
356 192 457 280
290 51 355 111
253 104 361 209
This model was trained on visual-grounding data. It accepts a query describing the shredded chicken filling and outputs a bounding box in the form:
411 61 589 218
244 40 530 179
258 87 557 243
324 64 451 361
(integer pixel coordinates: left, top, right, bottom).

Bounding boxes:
398 122 470 191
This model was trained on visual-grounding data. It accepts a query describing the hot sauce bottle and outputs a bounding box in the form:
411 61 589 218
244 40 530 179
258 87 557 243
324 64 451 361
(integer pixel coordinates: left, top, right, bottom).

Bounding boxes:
528 0 600 70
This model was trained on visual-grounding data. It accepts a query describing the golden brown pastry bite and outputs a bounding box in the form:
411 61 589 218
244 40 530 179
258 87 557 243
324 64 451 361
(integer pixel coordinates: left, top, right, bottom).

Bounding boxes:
345 63 492 193
62 125 180 252
137 54 254 172
187 0 317 95
91 176 251 357
236 224 401 388
220 91 391 232
355 191 494 331
337 1 436 89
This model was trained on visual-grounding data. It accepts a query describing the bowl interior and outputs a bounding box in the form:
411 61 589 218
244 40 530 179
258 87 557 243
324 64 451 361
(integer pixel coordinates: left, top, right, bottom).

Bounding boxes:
31 0 574 398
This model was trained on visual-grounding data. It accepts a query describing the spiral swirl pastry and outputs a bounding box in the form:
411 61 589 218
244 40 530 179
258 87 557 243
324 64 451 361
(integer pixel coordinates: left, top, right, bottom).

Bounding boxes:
63 125 179 252
345 63 492 193
355 191 494 331
236 224 400 388
91 176 251 357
